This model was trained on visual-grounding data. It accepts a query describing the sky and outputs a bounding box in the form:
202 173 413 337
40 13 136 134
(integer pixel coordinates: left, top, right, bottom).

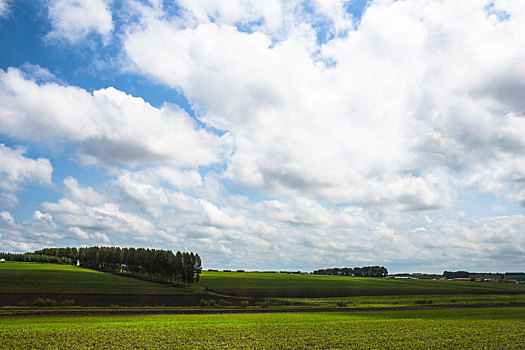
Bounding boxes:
0 0 524 273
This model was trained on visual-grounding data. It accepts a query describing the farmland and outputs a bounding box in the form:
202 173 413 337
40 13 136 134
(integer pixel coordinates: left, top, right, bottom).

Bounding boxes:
2 262 525 308
0 262 187 294
0 262 213 307
199 270 525 298
1 262 525 349
1 308 524 349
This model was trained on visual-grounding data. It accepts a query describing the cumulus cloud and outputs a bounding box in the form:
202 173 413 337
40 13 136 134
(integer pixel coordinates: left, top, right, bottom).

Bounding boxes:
0 192 18 209
0 144 53 192
69 227 110 244
0 0 10 17
41 176 158 240
33 210 53 222
123 0 525 213
2 0 525 271
46 0 114 43
0 67 227 168
0 209 66 253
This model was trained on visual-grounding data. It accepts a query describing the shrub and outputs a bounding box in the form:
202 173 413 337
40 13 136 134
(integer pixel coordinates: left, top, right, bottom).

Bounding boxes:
61 299 75 307
240 300 250 308
44 298 57 307
32 298 46 307
336 301 348 307
218 299 232 307
18 301 28 307
256 301 269 308
200 299 216 307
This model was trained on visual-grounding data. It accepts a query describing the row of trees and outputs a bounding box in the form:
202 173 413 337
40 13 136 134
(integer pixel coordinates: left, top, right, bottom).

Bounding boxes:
443 271 470 279
3 246 202 284
0 252 73 265
444 271 525 281
312 266 388 277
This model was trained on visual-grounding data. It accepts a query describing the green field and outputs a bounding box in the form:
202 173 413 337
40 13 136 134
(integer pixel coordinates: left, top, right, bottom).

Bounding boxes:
279 293 525 308
1 308 524 349
0 262 185 294
199 271 525 297
2 262 525 348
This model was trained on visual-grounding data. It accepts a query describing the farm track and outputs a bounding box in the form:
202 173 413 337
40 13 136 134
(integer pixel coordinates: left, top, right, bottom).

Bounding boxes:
2 302 524 317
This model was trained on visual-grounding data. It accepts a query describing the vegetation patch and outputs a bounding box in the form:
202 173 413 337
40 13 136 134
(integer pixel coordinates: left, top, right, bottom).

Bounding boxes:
198 271 525 298
0 262 191 295
0 308 523 349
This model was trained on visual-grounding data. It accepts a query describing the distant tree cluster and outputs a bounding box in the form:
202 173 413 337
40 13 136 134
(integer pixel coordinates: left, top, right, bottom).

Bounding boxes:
443 271 470 279
0 252 73 265
312 266 388 277
2 246 202 284
443 271 525 281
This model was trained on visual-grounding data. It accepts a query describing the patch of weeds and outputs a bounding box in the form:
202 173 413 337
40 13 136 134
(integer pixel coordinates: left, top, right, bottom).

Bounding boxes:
61 299 75 307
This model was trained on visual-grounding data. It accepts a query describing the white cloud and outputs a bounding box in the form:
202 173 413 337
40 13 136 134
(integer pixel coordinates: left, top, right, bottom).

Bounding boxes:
33 210 53 222
39 177 155 237
0 67 227 168
0 192 18 209
46 0 114 43
3 0 525 271
0 144 53 192
69 227 110 243
69 226 89 239
123 0 525 213
63 176 106 206
0 0 10 17
166 0 285 33
0 210 15 225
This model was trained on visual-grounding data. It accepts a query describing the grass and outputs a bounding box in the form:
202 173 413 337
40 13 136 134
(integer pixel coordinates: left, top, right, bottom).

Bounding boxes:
0 308 523 349
278 293 525 308
0 262 188 294
199 271 525 298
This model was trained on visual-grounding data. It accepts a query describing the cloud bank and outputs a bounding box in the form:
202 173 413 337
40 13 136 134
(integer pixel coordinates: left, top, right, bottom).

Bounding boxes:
1 0 525 272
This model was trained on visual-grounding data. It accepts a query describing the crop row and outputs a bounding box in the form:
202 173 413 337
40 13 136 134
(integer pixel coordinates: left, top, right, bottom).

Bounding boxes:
1 308 524 349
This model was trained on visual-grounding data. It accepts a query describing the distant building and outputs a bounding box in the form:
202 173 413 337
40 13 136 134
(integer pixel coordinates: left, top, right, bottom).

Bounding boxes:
500 279 518 284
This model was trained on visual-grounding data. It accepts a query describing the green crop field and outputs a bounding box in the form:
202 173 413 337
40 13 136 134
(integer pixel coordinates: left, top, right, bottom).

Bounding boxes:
199 271 525 297
279 293 525 308
0 262 186 294
1 308 524 349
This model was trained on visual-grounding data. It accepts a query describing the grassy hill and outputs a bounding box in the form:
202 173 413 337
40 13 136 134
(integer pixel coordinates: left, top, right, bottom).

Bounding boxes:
0 261 187 294
198 271 525 298
3 262 524 307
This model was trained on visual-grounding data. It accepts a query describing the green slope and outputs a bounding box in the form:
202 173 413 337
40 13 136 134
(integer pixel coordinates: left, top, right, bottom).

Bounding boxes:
199 271 525 298
0 262 186 294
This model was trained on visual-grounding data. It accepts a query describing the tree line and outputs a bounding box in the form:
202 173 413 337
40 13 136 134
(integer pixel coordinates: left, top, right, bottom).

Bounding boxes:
312 266 388 277
1 246 202 284
0 252 73 265
444 270 525 281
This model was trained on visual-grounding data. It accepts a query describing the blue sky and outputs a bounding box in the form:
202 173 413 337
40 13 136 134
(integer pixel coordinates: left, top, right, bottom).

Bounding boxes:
0 0 524 273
